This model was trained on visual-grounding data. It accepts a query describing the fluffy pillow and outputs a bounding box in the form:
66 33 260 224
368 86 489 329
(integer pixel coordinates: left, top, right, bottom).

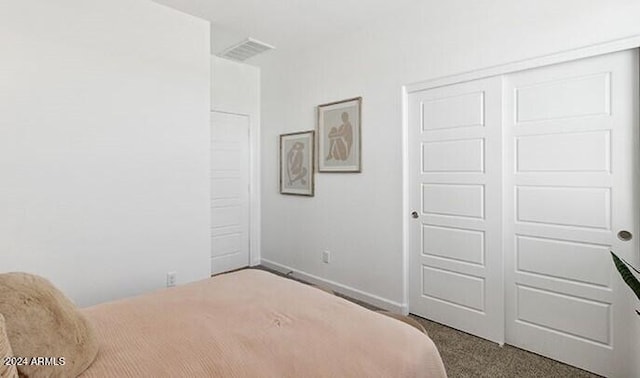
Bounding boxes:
0 273 99 378
0 313 19 378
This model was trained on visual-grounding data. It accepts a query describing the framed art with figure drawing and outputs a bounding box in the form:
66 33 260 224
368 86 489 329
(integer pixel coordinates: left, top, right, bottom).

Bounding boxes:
280 130 315 196
317 97 361 172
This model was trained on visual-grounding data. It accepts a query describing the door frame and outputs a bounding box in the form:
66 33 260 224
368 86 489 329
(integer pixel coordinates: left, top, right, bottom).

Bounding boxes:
211 109 261 269
402 34 640 315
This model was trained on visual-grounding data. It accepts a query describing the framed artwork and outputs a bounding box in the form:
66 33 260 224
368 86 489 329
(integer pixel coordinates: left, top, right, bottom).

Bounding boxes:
280 130 315 196
317 97 362 172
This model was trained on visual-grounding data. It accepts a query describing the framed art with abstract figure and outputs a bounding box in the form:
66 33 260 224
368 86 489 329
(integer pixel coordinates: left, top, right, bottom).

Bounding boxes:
280 130 315 196
317 97 361 172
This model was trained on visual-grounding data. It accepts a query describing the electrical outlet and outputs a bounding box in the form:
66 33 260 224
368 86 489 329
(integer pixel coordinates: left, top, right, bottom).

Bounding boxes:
322 250 331 264
166 272 177 287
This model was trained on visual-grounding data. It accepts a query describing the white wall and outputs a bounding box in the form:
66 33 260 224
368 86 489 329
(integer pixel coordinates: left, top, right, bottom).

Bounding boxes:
257 0 640 311
0 0 211 307
211 56 260 116
211 56 261 266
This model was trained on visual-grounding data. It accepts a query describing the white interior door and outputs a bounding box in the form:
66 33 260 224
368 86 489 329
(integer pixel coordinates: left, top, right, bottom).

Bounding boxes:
503 49 639 377
408 76 504 343
210 111 250 275
408 49 639 376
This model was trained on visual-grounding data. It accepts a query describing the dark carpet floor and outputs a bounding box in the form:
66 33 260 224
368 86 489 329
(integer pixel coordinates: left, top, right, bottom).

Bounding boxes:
411 315 599 378
255 266 600 378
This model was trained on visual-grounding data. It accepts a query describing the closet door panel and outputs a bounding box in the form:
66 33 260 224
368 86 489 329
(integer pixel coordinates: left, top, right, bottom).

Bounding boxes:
409 77 504 343
504 49 638 377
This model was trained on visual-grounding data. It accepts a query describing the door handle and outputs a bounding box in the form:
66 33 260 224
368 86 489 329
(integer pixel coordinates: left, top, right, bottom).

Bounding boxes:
618 230 633 241
411 211 419 219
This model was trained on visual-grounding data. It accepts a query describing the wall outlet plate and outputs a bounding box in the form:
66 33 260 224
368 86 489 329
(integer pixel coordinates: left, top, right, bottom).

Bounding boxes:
322 250 331 264
167 271 177 287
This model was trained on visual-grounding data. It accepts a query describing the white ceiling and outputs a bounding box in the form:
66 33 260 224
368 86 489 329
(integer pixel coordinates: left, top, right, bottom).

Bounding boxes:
153 0 420 58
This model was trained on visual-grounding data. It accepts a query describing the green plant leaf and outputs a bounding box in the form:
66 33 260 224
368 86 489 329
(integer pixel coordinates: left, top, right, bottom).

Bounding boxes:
611 251 640 301
619 255 640 275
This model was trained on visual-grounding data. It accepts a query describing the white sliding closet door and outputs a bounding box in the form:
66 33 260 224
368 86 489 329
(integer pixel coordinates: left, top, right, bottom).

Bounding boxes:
503 49 638 377
408 77 505 343
408 48 639 377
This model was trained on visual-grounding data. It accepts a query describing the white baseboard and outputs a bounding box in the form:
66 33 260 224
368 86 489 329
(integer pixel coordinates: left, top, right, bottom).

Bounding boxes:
261 259 408 314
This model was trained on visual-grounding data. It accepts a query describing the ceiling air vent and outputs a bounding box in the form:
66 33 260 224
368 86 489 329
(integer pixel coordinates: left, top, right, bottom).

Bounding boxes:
218 38 275 62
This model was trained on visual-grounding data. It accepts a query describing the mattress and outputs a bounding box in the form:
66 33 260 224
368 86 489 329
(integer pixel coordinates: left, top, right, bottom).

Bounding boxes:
80 269 446 377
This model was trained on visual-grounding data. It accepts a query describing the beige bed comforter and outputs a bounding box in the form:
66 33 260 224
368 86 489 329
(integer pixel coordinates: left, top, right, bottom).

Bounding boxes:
80 269 446 377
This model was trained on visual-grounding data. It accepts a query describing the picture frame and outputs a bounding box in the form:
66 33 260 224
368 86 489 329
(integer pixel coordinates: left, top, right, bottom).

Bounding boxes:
279 130 315 196
317 97 362 172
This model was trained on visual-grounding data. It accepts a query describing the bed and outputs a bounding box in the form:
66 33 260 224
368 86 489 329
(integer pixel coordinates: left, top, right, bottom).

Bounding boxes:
78 269 446 377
